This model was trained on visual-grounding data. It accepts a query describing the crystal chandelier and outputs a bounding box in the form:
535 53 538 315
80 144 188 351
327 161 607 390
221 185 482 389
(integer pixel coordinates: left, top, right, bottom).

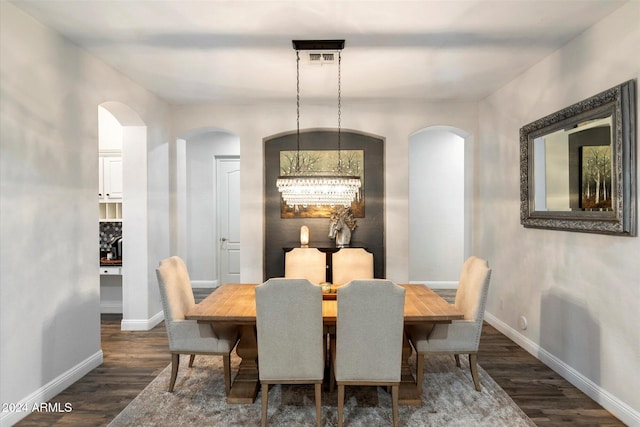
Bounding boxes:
276 40 361 208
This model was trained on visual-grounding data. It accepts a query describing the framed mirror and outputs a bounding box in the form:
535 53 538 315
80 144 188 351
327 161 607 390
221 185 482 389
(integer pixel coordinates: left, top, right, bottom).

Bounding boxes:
520 80 636 236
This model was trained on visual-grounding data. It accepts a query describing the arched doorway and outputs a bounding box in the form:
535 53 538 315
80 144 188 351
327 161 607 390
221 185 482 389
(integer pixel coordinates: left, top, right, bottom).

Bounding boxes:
175 128 240 289
409 126 471 287
98 102 151 330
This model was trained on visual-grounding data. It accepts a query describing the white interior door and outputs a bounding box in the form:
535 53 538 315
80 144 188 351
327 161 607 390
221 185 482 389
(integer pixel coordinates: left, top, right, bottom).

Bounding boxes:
217 157 240 284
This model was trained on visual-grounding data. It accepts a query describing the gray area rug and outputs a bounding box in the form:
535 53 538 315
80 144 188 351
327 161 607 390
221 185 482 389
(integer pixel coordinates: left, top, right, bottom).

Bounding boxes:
109 352 535 426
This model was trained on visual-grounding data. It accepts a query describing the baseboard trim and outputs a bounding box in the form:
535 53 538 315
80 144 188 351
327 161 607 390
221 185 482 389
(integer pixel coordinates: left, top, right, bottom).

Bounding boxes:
191 280 218 289
0 350 103 427
409 280 458 289
120 310 164 331
485 312 639 427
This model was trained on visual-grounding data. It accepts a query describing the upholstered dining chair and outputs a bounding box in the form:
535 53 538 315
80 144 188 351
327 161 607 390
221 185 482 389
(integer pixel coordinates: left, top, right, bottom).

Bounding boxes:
407 256 492 394
331 279 405 427
331 248 374 285
255 278 324 427
285 247 327 285
156 256 240 394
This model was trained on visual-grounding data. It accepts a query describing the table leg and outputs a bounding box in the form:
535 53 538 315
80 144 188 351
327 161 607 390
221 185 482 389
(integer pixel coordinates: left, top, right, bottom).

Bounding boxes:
398 332 422 406
227 324 259 404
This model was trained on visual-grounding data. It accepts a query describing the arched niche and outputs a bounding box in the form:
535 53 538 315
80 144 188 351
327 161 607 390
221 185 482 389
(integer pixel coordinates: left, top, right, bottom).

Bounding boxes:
264 129 385 281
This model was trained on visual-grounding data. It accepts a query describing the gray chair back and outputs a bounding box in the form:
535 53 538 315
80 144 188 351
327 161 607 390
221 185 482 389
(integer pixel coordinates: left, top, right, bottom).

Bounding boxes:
335 279 405 382
255 278 324 381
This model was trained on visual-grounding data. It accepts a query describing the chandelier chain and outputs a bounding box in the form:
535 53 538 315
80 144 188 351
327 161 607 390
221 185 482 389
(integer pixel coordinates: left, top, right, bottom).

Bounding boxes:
337 50 342 171
295 49 301 173
276 40 360 210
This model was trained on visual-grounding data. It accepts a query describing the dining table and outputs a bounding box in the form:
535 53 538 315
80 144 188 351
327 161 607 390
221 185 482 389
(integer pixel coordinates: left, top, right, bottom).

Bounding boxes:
185 283 464 406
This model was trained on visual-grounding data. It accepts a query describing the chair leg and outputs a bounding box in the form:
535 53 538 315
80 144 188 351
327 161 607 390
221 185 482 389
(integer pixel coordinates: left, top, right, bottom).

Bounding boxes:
329 334 336 393
315 383 322 427
323 332 329 392
223 353 232 396
188 354 196 367
261 383 269 427
469 353 481 392
323 331 328 367
415 352 424 396
391 384 399 427
454 354 461 367
168 353 180 392
337 384 345 427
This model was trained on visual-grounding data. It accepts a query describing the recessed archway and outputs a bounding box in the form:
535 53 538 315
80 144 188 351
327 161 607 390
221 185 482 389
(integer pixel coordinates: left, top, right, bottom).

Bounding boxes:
263 128 385 281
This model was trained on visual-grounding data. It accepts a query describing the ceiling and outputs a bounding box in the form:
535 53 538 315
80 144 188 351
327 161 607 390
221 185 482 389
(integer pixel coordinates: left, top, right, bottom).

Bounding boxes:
11 0 627 104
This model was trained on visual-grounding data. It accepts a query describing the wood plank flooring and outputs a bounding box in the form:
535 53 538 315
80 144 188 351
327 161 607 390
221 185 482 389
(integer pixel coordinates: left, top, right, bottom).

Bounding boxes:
14 290 625 426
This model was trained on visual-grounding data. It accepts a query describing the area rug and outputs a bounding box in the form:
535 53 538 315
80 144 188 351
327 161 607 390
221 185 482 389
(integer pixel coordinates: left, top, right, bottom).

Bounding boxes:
109 352 535 426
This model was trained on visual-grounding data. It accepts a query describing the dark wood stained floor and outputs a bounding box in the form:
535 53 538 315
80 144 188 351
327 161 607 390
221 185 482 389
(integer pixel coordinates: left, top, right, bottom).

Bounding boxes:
15 289 625 426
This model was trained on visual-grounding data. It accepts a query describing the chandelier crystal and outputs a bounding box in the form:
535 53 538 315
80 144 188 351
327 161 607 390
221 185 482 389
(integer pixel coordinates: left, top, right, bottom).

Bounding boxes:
276 40 361 209
276 175 361 208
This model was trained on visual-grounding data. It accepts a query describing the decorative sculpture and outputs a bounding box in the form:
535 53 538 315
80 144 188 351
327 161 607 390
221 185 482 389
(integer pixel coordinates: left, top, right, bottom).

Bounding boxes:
328 207 357 248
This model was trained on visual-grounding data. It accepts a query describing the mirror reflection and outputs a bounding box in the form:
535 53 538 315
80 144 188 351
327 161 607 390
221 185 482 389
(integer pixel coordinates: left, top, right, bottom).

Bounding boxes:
533 116 613 212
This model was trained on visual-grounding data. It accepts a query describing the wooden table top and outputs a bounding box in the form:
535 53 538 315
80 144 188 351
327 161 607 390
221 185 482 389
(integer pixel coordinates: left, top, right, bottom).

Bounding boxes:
186 283 463 325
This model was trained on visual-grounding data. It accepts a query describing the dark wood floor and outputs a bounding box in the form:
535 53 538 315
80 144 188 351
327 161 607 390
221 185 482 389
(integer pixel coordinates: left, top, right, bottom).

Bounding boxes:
15 290 624 427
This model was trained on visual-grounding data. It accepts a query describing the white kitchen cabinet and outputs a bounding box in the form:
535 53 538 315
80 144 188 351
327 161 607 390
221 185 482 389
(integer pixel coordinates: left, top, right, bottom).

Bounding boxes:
99 153 123 221
100 266 122 275
99 155 123 200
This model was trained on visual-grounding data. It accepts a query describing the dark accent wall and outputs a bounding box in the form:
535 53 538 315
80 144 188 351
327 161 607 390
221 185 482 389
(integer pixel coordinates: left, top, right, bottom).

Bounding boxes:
264 130 385 281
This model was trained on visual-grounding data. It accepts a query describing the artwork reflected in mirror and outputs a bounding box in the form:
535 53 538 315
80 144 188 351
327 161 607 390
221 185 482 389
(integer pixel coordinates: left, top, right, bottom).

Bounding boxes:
580 144 612 211
533 116 612 212
520 79 636 236
279 149 365 218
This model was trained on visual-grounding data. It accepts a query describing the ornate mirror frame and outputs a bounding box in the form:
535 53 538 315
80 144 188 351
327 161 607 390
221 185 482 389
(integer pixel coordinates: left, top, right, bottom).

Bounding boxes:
520 80 636 236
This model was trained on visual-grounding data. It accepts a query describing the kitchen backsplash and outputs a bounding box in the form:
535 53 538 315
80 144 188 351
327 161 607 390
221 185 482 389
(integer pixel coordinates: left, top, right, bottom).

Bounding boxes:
100 222 122 254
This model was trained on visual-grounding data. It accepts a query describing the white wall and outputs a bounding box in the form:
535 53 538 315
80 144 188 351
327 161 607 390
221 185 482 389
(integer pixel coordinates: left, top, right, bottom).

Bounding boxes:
184 131 240 285
409 129 465 283
121 125 152 328
98 106 123 151
0 3 170 424
170 101 479 284
477 2 639 425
